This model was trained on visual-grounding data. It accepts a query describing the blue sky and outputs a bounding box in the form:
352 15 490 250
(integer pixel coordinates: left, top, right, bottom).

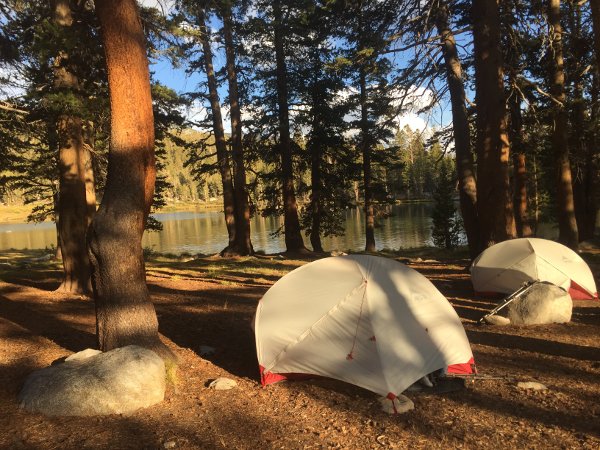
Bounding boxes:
142 0 450 134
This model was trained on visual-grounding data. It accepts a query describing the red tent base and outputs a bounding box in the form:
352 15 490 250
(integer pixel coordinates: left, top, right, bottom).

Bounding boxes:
569 280 597 300
447 357 477 375
259 365 318 386
260 358 477 387
477 280 597 301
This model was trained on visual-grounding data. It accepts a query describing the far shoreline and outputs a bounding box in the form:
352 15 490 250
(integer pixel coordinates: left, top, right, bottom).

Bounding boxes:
0 199 436 224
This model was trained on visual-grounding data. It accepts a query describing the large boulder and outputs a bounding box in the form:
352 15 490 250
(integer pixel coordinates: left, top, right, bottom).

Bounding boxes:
19 345 165 416
508 283 572 325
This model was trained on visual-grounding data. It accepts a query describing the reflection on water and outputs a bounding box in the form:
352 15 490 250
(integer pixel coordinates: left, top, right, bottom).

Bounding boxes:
0 221 56 251
0 204 560 254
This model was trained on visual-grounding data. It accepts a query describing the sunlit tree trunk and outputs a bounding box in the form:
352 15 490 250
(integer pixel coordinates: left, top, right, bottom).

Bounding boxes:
222 6 253 256
472 0 516 250
83 121 97 225
435 3 479 257
90 0 175 362
273 0 306 253
197 8 237 254
52 0 93 295
548 0 579 249
56 117 92 294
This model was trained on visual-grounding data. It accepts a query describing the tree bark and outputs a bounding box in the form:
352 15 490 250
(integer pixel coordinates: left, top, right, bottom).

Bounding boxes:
83 121 97 225
221 6 254 256
197 8 237 254
309 97 324 253
273 0 307 253
435 3 480 258
57 117 92 294
52 0 93 295
569 2 596 241
472 0 516 251
359 67 376 252
508 85 532 237
548 0 579 249
90 0 175 362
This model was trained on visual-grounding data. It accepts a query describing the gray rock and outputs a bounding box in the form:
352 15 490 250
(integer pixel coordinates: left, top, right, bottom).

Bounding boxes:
484 314 511 326
208 377 237 390
517 381 548 391
378 394 414 414
64 348 102 362
508 283 572 325
19 345 165 416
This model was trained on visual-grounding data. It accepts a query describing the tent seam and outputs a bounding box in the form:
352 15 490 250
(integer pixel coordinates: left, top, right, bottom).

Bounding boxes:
535 254 587 292
477 252 535 289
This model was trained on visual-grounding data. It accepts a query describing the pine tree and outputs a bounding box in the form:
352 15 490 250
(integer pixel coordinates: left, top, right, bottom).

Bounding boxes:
431 159 462 249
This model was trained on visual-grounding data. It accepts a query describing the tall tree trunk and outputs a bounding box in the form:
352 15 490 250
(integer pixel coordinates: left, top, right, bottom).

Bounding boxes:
508 86 532 237
569 2 596 241
273 0 306 253
54 222 62 259
308 48 324 253
197 8 237 254
548 0 579 249
435 3 479 258
52 0 93 294
90 0 175 362
309 142 323 252
83 121 97 225
309 92 324 253
56 117 92 294
532 152 540 234
472 0 516 250
585 72 600 240
221 6 253 256
359 68 376 252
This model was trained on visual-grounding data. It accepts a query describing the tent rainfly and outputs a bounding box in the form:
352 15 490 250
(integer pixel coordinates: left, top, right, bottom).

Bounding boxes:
470 238 598 300
254 255 475 399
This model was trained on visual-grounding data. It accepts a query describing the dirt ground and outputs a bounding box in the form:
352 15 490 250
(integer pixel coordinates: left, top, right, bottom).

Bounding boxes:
0 250 598 449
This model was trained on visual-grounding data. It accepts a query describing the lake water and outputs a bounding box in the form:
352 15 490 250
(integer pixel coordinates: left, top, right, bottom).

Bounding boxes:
0 203 559 255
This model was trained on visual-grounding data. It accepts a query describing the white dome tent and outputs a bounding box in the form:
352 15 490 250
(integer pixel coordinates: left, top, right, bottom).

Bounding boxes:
254 255 475 399
470 238 598 300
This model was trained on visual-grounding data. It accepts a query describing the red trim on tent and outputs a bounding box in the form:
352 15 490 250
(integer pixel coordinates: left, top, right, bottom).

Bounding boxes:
447 357 476 375
259 365 318 386
568 280 597 300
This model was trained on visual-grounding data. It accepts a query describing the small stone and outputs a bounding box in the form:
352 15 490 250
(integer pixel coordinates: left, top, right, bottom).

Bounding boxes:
484 315 511 326
65 348 102 362
208 377 237 390
378 394 414 414
517 382 548 391
199 346 215 357
163 441 176 449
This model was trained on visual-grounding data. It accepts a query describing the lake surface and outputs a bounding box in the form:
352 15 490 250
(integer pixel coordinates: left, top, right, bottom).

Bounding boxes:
0 203 558 255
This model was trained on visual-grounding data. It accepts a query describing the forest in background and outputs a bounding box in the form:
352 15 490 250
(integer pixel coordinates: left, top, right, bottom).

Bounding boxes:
0 0 598 287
